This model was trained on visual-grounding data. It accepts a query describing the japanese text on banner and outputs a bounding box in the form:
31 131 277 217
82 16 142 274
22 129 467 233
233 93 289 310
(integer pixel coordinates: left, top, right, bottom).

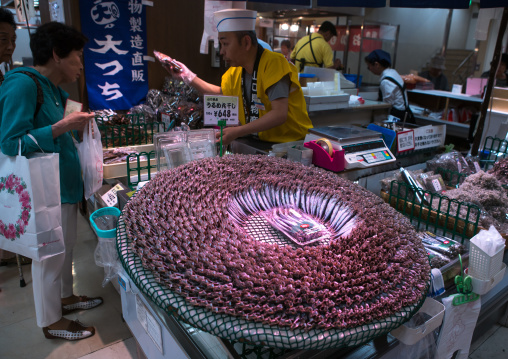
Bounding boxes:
79 0 148 110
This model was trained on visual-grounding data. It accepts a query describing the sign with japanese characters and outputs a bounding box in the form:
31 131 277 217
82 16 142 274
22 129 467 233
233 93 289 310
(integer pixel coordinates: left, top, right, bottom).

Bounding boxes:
396 129 415 153
80 0 148 110
329 25 382 53
203 95 239 126
413 125 446 150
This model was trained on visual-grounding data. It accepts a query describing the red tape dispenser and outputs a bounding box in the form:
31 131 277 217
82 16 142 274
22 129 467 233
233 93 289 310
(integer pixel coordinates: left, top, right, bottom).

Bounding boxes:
304 138 345 172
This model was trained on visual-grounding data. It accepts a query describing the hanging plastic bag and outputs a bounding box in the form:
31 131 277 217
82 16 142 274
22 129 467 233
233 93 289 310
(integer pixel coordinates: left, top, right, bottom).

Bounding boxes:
74 119 103 199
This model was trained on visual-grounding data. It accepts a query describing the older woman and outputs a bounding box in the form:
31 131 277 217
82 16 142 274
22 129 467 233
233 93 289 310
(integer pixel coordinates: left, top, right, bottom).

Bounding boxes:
0 22 101 341
0 7 16 84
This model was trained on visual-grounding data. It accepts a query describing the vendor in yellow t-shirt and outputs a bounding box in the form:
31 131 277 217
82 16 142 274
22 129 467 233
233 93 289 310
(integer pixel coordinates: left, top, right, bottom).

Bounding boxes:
291 21 341 73
164 9 312 145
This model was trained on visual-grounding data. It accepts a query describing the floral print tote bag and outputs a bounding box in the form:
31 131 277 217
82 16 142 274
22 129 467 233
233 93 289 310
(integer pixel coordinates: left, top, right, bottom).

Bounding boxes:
0 137 64 261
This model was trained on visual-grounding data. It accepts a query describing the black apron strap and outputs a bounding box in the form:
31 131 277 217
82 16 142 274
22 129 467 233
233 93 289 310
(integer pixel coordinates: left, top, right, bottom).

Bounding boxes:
381 76 415 123
241 45 265 124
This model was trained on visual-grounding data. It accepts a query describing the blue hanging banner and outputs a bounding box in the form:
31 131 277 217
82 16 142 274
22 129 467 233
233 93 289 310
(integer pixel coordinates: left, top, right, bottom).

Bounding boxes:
317 0 386 7
389 0 470 9
480 0 508 7
248 0 311 4
79 0 148 111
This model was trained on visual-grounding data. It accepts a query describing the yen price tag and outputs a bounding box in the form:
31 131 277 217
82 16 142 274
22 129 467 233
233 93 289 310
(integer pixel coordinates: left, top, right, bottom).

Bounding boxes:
204 95 239 126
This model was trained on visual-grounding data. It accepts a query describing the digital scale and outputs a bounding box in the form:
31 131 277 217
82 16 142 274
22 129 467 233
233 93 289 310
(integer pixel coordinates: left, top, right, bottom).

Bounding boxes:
304 125 396 169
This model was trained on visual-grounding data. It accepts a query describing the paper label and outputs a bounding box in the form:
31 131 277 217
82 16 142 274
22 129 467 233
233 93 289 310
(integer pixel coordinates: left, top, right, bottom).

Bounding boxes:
432 178 443 192
64 99 83 117
204 95 239 126
414 125 446 150
396 130 415 153
101 183 124 207
135 295 163 353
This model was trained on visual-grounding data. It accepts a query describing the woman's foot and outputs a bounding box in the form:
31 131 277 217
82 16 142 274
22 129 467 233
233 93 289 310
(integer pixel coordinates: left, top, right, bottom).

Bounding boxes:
61 295 103 315
43 318 95 341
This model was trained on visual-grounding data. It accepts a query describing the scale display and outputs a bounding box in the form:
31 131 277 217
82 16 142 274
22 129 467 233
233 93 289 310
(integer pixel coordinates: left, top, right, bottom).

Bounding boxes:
306 126 396 169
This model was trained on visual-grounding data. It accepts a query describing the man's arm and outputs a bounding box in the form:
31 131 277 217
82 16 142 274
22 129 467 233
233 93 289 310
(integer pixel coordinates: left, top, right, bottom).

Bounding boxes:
164 60 221 95
190 77 222 95
220 97 288 145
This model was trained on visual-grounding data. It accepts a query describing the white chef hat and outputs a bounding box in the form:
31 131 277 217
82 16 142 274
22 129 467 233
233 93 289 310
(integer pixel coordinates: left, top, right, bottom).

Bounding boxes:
214 9 257 32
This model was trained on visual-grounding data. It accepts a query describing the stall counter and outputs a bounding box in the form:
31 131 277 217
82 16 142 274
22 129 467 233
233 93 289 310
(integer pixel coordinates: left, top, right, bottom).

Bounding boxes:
308 99 391 128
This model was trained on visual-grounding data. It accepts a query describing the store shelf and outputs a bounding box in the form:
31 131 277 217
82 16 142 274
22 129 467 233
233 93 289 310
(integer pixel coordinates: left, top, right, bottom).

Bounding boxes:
409 89 483 103
414 115 470 139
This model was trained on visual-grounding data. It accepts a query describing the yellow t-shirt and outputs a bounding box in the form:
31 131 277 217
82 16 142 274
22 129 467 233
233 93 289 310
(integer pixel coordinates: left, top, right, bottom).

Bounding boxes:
221 50 313 143
290 33 334 72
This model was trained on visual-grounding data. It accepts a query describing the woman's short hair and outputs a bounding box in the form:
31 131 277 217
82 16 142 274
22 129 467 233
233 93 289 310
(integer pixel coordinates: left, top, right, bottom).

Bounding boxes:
281 40 291 49
0 8 16 29
30 22 87 66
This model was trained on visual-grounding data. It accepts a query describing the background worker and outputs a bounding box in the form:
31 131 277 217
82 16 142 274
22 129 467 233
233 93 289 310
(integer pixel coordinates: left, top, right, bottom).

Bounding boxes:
481 53 508 87
291 21 341 72
419 55 449 91
365 49 415 123
280 39 292 63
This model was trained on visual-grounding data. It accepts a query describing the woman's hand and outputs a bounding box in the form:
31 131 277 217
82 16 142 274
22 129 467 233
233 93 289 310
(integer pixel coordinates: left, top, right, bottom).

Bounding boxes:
52 111 95 139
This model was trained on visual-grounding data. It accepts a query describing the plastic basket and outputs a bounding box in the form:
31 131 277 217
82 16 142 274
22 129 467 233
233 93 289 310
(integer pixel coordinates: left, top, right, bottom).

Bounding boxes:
90 207 122 286
343 74 363 87
465 264 506 295
90 207 122 239
390 297 445 345
468 242 505 280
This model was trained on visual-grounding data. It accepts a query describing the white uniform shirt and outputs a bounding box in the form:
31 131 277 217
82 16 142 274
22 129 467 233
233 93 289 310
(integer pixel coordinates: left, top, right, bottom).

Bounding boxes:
380 68 407 111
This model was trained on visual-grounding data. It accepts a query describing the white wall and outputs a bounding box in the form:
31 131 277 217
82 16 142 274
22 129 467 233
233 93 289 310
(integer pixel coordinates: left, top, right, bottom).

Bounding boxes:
362 7 473 75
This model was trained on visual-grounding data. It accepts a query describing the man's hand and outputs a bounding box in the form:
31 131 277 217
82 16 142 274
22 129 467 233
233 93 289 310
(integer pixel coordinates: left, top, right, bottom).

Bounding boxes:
163 59 196 85
216 126 244 146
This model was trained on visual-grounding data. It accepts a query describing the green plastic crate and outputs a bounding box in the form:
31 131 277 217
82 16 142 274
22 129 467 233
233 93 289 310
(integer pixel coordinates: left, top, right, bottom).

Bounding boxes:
480 136 508 171
385 180 480 243
126 151 157 190
96 114 166 148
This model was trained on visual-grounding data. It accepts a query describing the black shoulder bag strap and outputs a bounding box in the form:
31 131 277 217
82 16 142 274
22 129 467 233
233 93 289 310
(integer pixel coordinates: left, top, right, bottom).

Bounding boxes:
17 71 45 118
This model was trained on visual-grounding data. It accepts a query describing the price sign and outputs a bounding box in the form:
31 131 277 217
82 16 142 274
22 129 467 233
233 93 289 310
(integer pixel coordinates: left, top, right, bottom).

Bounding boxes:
101 183 124 207
204 95 239 126
396 130 415 153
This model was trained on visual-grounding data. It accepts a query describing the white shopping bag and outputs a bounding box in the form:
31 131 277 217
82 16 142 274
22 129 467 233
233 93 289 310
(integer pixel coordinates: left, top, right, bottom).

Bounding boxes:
75 118 103 200
0 137 64 261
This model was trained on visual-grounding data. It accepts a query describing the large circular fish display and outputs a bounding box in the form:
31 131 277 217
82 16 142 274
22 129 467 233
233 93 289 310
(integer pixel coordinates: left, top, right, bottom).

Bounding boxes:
124 155 430 331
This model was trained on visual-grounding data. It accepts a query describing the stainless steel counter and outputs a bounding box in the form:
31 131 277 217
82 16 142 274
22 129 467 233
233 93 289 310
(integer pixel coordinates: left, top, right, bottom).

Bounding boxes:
309 100 391 128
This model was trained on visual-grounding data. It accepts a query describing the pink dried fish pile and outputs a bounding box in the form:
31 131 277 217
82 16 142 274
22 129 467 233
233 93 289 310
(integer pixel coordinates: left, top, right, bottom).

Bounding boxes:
123 155 430 331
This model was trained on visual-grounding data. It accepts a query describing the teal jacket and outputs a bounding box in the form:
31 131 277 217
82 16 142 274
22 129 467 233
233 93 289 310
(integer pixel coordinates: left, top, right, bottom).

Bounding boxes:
0 67 83 204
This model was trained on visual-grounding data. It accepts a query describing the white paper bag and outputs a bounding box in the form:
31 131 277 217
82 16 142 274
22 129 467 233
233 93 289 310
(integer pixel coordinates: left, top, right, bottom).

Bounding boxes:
75 119 103 200
0 138 64 261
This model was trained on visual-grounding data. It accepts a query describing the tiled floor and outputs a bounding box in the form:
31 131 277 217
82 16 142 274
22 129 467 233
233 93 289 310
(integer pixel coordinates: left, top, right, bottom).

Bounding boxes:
0 212 137 359
1 211 507 359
